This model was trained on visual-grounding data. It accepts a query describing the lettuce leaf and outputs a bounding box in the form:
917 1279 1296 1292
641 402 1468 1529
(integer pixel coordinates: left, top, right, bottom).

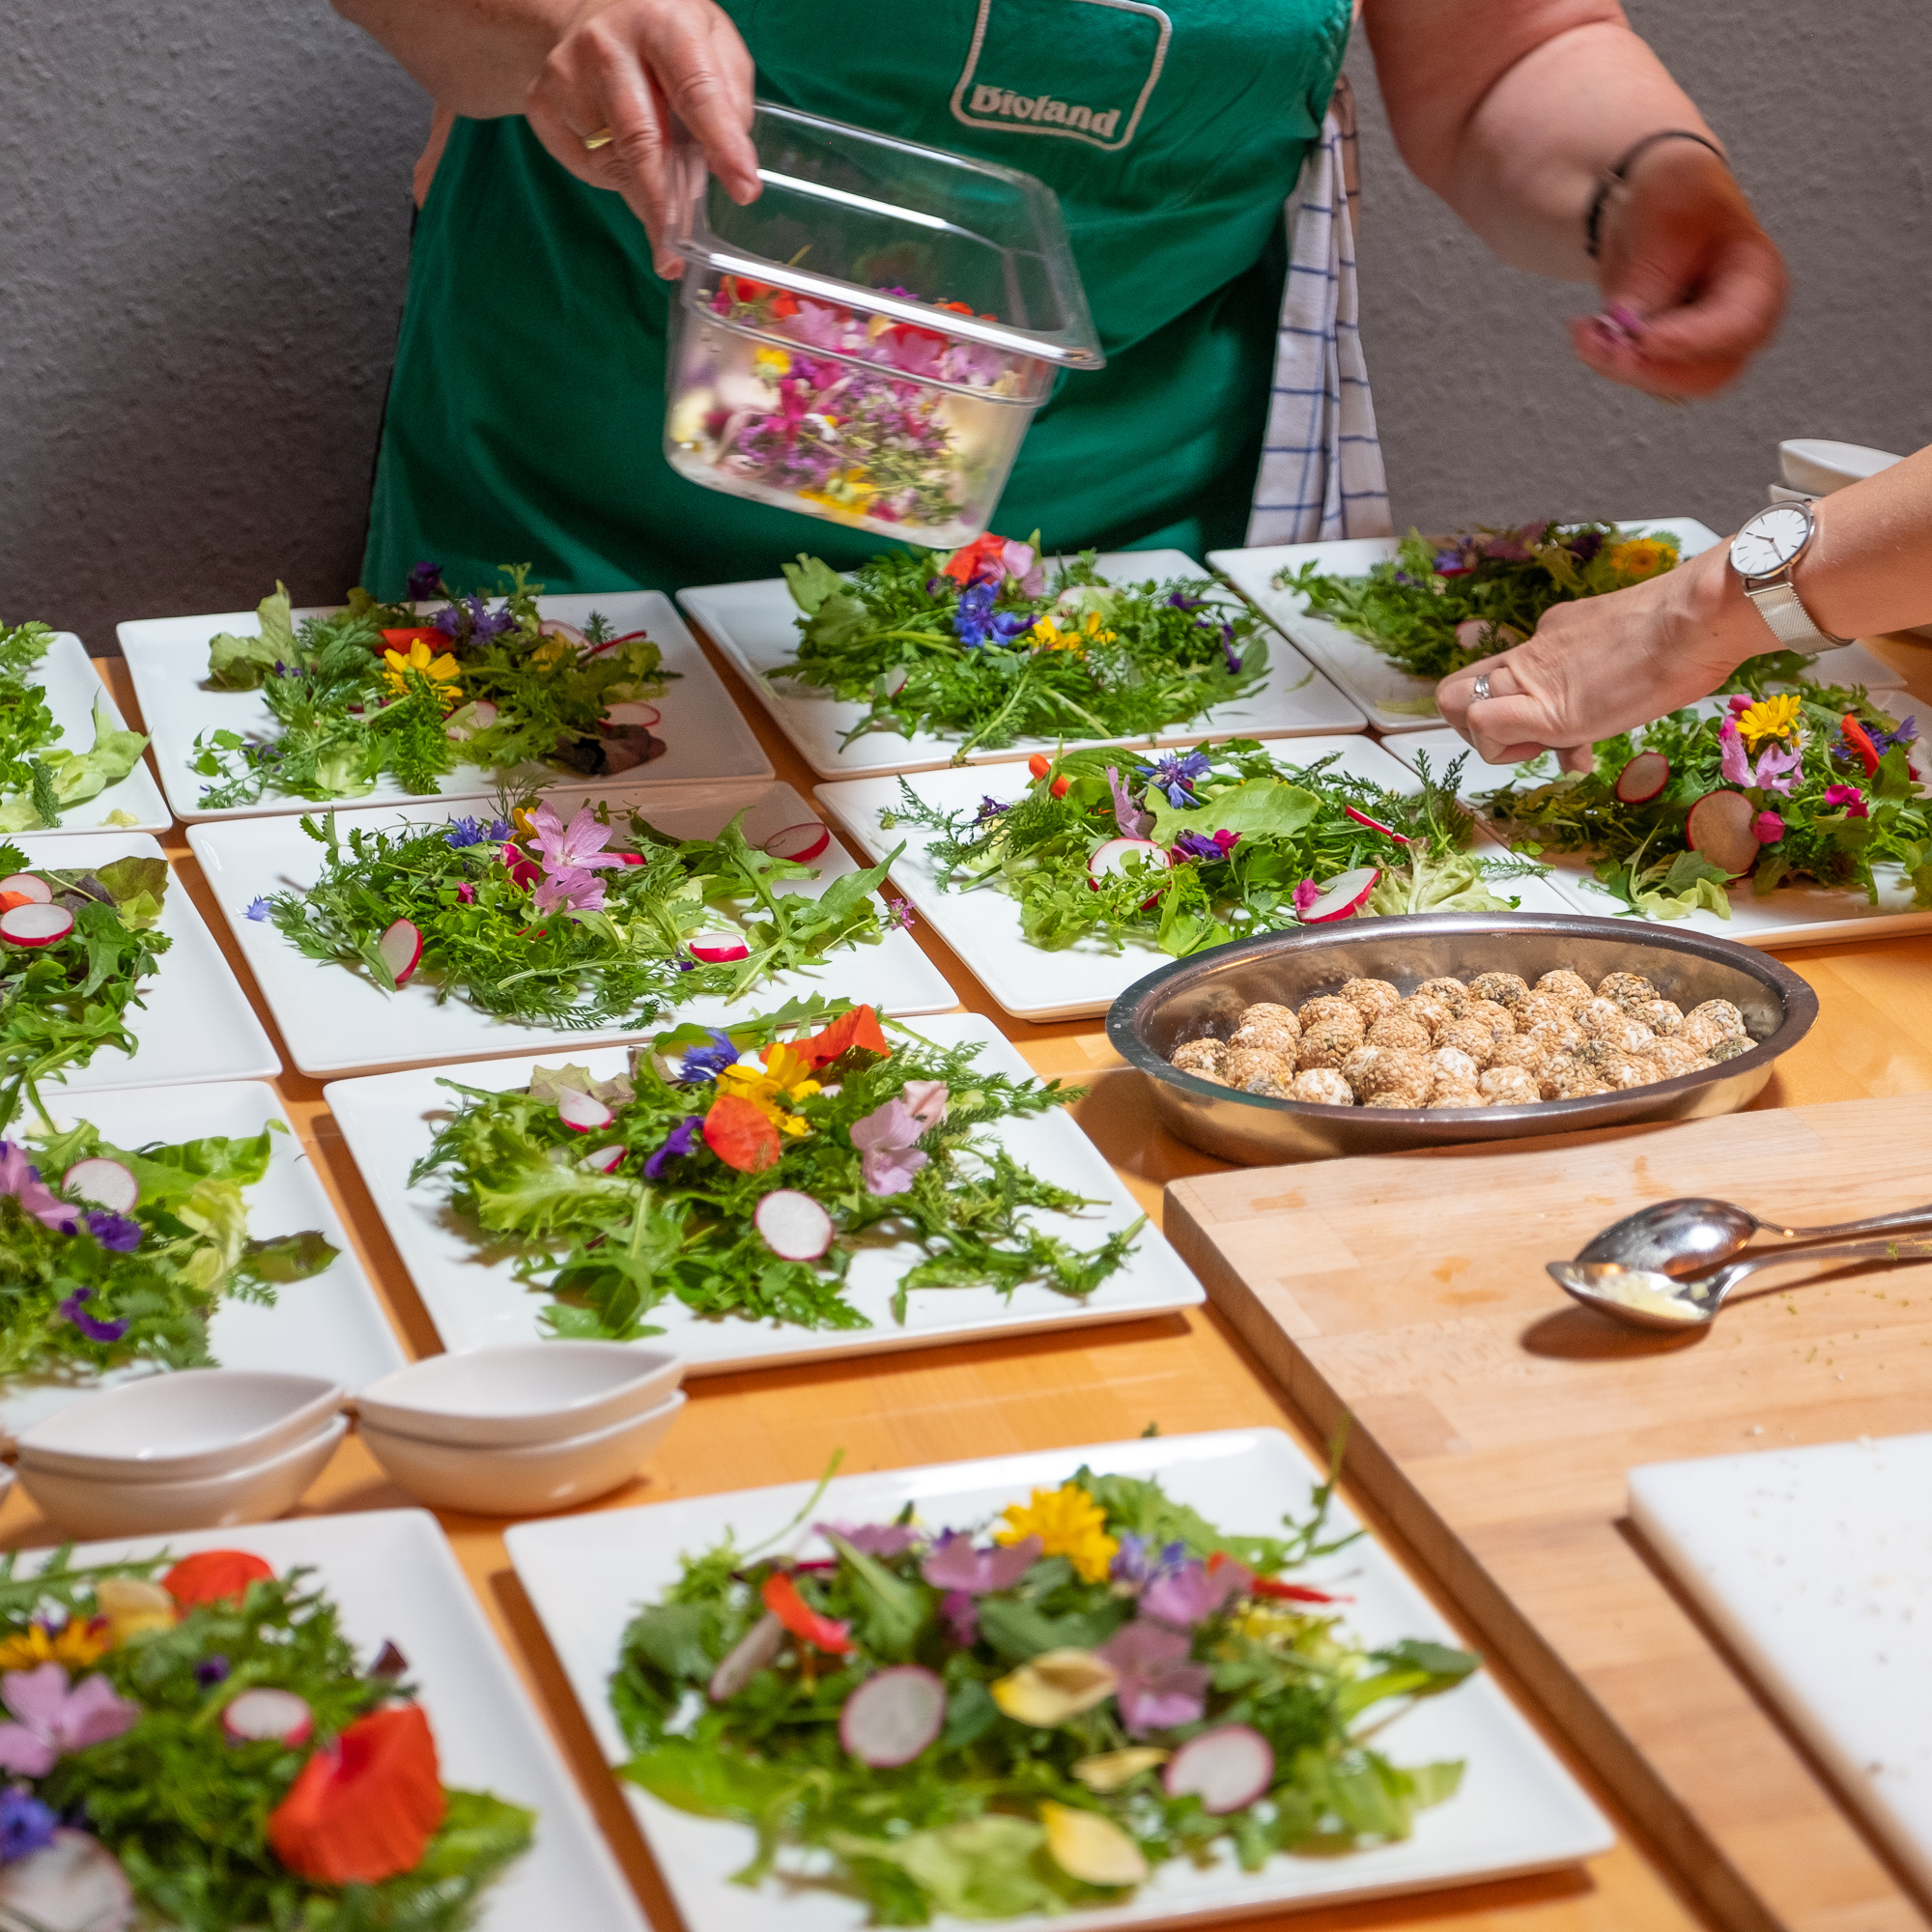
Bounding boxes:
205 585 296 690
0 698 149 833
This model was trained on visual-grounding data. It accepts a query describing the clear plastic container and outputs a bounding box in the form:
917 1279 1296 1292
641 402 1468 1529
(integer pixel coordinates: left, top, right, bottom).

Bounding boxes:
666 103 1102 548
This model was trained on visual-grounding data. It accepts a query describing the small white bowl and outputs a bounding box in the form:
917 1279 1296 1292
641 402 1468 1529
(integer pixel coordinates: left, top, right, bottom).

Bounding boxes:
15 1416 346 1538
358 1391 685 1516
354 1342 683 1448
14 1370 345 1483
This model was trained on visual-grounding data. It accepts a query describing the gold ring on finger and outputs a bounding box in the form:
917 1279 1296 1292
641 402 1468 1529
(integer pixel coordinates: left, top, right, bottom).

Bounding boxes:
582 127 615 152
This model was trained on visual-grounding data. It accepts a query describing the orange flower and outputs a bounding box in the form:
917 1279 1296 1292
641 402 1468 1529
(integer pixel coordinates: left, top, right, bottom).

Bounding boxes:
269 1704 447 1887
761 1573 853 1654
164 1550 274 1608
702 1093 781 1172
794 1005 889 1069
941 533 1009 585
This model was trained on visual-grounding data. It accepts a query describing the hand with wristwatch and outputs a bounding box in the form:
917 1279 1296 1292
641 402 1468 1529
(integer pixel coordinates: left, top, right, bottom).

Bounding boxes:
1727 500 1853 652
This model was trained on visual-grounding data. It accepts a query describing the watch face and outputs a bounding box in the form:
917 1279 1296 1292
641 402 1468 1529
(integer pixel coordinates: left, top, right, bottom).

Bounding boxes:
1731 504 1812 576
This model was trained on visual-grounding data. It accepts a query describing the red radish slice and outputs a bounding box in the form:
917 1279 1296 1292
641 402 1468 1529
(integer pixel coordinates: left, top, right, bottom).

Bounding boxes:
538 619 586 648
583 626 652 658
689 937 751 965
1342 806 1411 842
1163 1723 1275 1814
709 1611 784 1702
1614 751 1670 804
0 1829 134 1931
581 1144 625 1174
377 918 424 987
1088 838 1171 889
839 1665 947 1768
221 1687 314 1747
763 822 831 865
1685 789 1761 876
62 1158 138 1214
602 701 661 728
753 1189 835 1262
1296 867 1379 924
0 873 50 904
555 1088 614 1133
0 903 74 948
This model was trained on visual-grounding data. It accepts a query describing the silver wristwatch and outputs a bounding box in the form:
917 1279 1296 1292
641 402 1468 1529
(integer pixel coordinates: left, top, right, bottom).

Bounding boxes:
1728 501 1852 650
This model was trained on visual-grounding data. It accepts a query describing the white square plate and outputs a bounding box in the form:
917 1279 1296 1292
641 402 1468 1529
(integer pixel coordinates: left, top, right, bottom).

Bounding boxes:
1210 521 1906 735
813 740 1582 1021
9 831 279 1094
507 1428 1610 1932
188 781 956 1079
1383 724 1932 949
1 1080 404 1436
8 634 170 835
679 549 1366 782
37 1510 648 1932
324 1010 1201 1370
119 590 773 823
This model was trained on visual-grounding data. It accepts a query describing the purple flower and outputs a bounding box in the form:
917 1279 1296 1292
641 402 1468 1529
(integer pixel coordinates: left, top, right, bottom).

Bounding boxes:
953 582 1033 650
818 1521 923 1558
1292 878 1320 916
677 1032 740 1084
1104 765 1154 839
531 803 623 876
1719 720 1751 786
1135 751 1211 809
531 865 607 916
921 1531 1042 1594
0 1145 71 1233
1000 541 1045 597
1568 526 1605 564
1877 715 1920 752
57 1290 128 1345
644 1114 703 1180
885 897 916 930
1824 782 1869 819
1093 1623 1209 1737
194 1655 230 1688
1141 1559 1243 1630
0 1788 55 1862
445 816 491 848
83 1212 140 1254
406 560 444 602
1165 591 1207 614
975 796 1008 824
1752 742 1802 796
940 1589 979 1646
849 1097 930 1196
454 882 475 904
244 896 270 922
1110 1534 1190 1590
433 593 515 642
0 1666 140 1777
1221 630 1244 675
1172 830 1238 864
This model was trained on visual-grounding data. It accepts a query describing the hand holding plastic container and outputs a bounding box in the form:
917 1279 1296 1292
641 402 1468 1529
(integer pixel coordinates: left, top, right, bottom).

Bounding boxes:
665 104 1103 547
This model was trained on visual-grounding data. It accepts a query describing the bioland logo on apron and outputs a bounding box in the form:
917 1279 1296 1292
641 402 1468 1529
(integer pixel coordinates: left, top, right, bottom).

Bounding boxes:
951 0 1172 153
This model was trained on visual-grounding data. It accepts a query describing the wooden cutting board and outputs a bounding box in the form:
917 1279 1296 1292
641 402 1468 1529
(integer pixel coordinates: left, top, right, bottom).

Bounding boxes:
1165 1094 1932 1932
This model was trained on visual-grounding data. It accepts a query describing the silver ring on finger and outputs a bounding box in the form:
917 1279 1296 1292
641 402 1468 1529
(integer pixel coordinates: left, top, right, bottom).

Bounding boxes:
1470 673 1492 703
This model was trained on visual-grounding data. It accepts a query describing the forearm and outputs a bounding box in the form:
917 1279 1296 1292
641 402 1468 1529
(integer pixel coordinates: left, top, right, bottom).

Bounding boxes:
1800 452 1932 642
331 0 589 117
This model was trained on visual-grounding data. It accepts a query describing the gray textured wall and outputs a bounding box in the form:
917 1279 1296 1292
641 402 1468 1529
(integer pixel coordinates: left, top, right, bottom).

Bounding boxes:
3 1 1927 648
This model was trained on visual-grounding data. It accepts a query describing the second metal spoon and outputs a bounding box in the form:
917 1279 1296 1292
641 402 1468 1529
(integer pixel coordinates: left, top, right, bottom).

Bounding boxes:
1575 1195 1932 1277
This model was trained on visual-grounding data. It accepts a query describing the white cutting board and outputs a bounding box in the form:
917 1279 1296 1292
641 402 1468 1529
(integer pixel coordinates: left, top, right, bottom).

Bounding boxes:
1629 1435 1932 1896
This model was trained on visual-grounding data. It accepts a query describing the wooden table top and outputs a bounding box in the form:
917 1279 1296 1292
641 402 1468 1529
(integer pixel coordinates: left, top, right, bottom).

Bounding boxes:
16 632 1928 1932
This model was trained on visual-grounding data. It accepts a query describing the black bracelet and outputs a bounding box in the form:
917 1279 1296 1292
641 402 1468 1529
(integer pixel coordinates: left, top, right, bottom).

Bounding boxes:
1584 129 1729 258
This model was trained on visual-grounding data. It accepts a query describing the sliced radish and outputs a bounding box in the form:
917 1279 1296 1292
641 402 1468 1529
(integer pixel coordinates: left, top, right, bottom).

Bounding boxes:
555 1088 614 1133
377 918 424 987
0 1829 134 1932
1297 867 1379 924
221 1686 314 1747
0 903 74 948
538 619 587 649
1685 789 1761 877
839 1665 947 1768
1614 751 1670 805
689 937 751 965
1343 806 1410 842
1088 838 1171 886
1163 1724 1275 1815
444 698 500 742
709 1611 784 1702
602 701 662 728
763 822 832 865
62 1158 138 1214
753 1189 835 1262
0 873 50 904
581 1144 625 1174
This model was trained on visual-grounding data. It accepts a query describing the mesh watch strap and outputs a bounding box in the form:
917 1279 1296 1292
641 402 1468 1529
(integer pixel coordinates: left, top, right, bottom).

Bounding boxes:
1745 581 1853 650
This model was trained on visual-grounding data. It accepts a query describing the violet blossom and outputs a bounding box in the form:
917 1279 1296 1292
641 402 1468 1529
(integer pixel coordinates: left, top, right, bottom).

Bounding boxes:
1824 783 1869 820
818 1521 923 1558
885 897 916 930
0 1666 139 1777
83 1212 140 1254
531 866 608 916
1093 1623 1208 1736
921 1530 1042 1594
0 1788 54 1863
1135 751 1211 809
954 582 1032 649
0 1144 72 1233
57 1289 128 1344
1109 1533 1189 1591
244 896 270 922
1172 830 1238 864
532 803 624 877
1104 766 1154 839
433 594 514 643
1141 1558 1243 1629
643 1115 703 1180
940 1590 980 1646
849 1097 930 1196
194 1656 231 1688
406 560 444 602
678 1033 740 1083
974 796 1009 824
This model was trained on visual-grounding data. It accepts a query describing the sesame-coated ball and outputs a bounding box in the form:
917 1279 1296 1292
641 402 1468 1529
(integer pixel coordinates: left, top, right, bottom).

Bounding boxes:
1223 1046 1296 1094
1295 996 1364 1037
1595 971 1661 1012
1636 1000 1685 1037
1427 1080 1485 1109
1459 998 1516 1042
1229 1020 1302 1058
1359 1049 1432 1107
1413 977 1470 1014
1430 1045 1480 1086
1532 970 1593 1009
1399 994 1454 1037
1339 977 1403 1022
1297 1018 1366 1069
1467 971 1529 1009
1435 1016 1500 1066
1341 1044 1386 1100
1577 1001 1656 1054
1684 999 1747 1039
1682 1012 1745 1055
1365 1013 1433 1053
1516 991 1573 1034
1705 1035 1753 1064
1640 1037 1704 1078
1236 1003 1300 1039
1490 1033 1555 1074
1480 1065 1541 1106
1170 1038 1228 1080
1291 1067 1355 1105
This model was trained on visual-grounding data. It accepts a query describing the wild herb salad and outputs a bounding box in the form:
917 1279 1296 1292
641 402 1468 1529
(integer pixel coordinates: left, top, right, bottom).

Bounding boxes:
0 620 150 833
412 1000 1135 1338
614 1460 1475 1923
781 533 1267 755
882 741 1536 959
0 850 173 1128
1476 688 1931 920
192 564 676 808
0 1548 530 1929
256 797 899 1030
0 1116 335 1377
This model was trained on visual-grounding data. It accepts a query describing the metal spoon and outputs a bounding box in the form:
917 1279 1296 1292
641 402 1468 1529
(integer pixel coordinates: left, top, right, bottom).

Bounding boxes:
1548 1236 1932 1331
1575 1195 1932 1278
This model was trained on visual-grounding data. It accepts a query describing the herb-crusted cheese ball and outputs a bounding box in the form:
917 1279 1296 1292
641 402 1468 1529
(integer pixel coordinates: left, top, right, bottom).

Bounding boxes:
1681 1000 1748 1055
1365 1012 1433 1053
1170 1038 1228 1082
1705 1035 1753 1064
1635 999 1685 1037
1223 1046 1296 1095
1595 971 1661 1013
1412 977 1470 1015
1480 1065 1541 1106
1532 969 1593 1009
1339 978 1403 1022
1297 1018 1365 1069
1291 1067 1354 1105
1467 971 1529 1010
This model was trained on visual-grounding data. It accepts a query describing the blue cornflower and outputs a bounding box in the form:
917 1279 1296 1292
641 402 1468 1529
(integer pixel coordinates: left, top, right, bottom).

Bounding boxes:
434 594 514 642
484 817 512 842
1109 1532 1190 1589
953 582 1033 649
84 1211 141 1254
0 1789 55 1863
406 560 445 601
244 896 270 922
1873 715 1920 754
644 1114 704 1180
677 1031 740 1084
1134 750 1212 808
445 816 486 849
1218 623 1242 674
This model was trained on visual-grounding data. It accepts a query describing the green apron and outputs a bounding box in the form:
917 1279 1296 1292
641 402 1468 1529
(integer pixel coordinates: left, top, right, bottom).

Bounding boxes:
364 0 1350 596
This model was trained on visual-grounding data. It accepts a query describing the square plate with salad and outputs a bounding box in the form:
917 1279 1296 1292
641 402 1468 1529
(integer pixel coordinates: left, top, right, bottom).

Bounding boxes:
505 1428 1609 1932
323 1009 1199 1370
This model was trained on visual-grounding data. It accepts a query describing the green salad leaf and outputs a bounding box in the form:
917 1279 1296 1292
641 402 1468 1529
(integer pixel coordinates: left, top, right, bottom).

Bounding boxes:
0 622 152 832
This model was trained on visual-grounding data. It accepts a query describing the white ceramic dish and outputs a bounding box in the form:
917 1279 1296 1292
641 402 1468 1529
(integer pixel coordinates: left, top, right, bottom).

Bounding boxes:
119 589 773 823
1 1081 404 1440
813 738 1583 1022
1384 722 1932 951
10 834 279 1094
14 1369 344 1481
15 1413 347 1536
508 1427 1611 1932
33 1509 649 1931
188 779 955 1079
1779 439 1901 494
1209 520 1907 733
4 633 170 835
678 548 1367 782
360 1389 687 1516
325 1010 1202 1369
355 1342 684 1447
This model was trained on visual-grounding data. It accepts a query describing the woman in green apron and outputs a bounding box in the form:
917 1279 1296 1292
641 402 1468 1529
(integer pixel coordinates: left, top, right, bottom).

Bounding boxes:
338 0 1784 598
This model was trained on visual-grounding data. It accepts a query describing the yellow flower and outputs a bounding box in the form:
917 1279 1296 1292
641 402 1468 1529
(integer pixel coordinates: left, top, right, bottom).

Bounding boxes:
1735 692 1804 750
753 345 792 377
798 470 877 517
996 1484 1118 1582
1600 537 1677 582
1039 1802 1150 1888
989 1649 1119 1726
95 1578 176 1646
0 1618 109 1670
383 639 463 707
1031 611 1115 655
715 1043 822 1138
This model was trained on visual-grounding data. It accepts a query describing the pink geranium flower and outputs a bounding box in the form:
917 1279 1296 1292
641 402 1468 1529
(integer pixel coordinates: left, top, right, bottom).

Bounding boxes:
531 803 624 876
1292 878 1320 917
1752 743 1803 796
531 865 608 916
849 1092 945 1196
0 1666 139 1776
1094 1623 1209 1737
1141 1559 1243 1630
922 1531 1041 1594
1824 783 1869 819
0 1145 72 1233
1753 810 1786 843
1719 720 1751 786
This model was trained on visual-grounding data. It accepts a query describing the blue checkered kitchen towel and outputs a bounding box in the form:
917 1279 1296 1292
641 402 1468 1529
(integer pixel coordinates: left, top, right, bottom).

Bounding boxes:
1245 73 1393 546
